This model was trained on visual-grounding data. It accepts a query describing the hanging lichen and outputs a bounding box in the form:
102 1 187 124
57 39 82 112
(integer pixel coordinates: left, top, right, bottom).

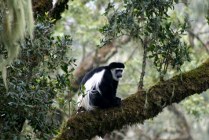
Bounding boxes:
0 0 34 89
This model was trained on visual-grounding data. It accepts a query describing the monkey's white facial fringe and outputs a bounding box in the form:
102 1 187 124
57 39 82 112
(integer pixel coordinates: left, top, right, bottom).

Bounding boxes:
111 68 124 81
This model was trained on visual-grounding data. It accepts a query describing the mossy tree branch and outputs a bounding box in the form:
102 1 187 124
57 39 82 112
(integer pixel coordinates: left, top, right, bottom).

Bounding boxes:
55 58 209 140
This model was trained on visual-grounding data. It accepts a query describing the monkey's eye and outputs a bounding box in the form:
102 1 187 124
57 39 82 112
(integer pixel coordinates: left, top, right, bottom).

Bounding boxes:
116 70 123 73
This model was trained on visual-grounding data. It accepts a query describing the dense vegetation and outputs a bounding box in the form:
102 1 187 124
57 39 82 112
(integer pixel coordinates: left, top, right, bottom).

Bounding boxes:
0 0 209 139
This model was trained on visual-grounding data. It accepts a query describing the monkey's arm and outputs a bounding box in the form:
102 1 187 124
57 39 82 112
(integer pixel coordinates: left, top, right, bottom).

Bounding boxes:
89 91 121 109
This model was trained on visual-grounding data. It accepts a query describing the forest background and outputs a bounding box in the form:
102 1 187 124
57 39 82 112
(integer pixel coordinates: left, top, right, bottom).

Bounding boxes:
0 0 209 140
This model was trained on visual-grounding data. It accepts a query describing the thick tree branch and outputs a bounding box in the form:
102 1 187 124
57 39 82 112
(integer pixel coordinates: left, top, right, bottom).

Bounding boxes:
55 59 209 140
49 0 91 20
32 0 69 21
32 0 53 17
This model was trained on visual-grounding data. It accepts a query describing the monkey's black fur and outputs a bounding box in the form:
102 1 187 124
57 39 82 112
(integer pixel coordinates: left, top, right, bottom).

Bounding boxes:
79 62 125 110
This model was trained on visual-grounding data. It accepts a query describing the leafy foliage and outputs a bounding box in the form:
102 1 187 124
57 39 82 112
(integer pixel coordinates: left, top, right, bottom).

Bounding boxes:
101 0 190 76
0 15 74 139
182 94 209 117
54 0 106 50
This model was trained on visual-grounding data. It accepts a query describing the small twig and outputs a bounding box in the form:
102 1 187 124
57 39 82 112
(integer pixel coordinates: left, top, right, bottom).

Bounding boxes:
168 104 193 140
124 45 139 63
188 30 209 54
81 45 86 61
170 84 175 104
138 38 148 91
198 31 209 35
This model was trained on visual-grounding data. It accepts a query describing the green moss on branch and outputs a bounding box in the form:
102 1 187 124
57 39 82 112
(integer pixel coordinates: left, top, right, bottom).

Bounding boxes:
55 59 209 140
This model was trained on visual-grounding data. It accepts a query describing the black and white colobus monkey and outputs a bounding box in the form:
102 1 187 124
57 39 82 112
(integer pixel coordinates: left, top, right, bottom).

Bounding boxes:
77 62 125 111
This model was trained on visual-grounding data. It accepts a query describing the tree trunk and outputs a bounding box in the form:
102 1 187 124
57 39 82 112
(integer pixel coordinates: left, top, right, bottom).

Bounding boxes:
55 58 209 140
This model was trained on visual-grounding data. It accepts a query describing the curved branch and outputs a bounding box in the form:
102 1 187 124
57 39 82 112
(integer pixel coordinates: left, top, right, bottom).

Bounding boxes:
55 59 209 140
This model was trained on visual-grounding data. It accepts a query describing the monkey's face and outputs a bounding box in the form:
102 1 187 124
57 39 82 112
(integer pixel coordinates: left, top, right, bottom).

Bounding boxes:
111 68 124 81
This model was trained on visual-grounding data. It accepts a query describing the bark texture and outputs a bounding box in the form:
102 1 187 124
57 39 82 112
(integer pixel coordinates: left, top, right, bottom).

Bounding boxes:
32 0 53 17
32 0 69 21
55 59 209 140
